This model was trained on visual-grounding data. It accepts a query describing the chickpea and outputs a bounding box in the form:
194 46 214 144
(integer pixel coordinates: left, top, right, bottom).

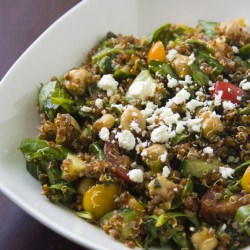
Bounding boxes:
171 54 191 78
63 67 91 96
120 106 146 133
200 111 224 140
148 174 175 201
191 227 218 250
142 144 168 173
92 114 115 133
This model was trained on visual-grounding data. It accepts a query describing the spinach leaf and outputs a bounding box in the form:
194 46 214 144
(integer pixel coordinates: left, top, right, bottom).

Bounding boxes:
92 47 120 63
149 60 178 79
239 44 250 60
190 60 209 87
38 81 74 120
89 141 105 160
147 23 171 45
198 19 219 38
196 50 223 75
19 138 70 161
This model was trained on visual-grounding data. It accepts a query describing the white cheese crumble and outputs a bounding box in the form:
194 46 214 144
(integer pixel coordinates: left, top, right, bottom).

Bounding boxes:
160 151 168 162
151 125 176 143
222 100 236 110
203 146 213 155
176 121 185 134
81 106 92 112
126 70 157 102
240 79 250 90
130 121 141 133
214 90 223 106
99 127 110 141
162 166 170 178
186 118 202 133
187 53 196 66
167 74 178 88
232 46 239 54
166 49 177 62
97 74 119 96
116 130 135 151
127 169 144 183
172 88 190 105
186 99 204 112
95 98 104 109
219 166 235 179
141 101 158 118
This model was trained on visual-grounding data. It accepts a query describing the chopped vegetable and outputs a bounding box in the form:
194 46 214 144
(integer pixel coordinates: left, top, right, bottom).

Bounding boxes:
213 81 245 104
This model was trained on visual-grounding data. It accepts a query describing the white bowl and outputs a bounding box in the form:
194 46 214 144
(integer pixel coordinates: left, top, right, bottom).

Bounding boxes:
0 0 249 249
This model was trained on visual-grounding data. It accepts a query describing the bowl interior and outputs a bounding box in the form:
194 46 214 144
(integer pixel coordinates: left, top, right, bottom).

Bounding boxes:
0 0 249 249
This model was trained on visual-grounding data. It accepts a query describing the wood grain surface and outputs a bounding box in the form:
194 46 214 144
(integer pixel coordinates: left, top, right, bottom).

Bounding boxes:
0 1 90 249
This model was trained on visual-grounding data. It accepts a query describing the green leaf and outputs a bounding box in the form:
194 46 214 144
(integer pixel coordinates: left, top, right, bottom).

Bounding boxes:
89 141 105 160
97 56 113 74
234 204 250 236
76 211 94 220
38 81 75 120
239 44 250 60
19 138 70 161
171 133 189 146
147 23 171 45
196 50 223 75
26 161 39 180
190 60 209 87
149 60 178 79
92 47 120 63
198 19 219 38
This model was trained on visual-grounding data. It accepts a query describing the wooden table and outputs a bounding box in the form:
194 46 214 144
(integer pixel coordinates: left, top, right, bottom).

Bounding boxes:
0 1 89 249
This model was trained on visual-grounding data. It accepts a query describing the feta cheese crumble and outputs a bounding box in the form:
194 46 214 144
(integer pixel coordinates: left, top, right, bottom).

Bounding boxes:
219 166 235 179
187 53 196 66
203 146 213 155
166 49 177 62
127 169 144 183
240 79 250 90
162 166 170 178
99 127 110 141
95 98 104 109
214 90 223 106
97 74 119 96
116 130 135 151
186 99 204 112
222 101 236 110
172 88 190 105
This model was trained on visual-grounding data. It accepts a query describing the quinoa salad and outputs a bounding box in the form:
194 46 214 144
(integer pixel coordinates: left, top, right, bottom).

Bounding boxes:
19 19 250 249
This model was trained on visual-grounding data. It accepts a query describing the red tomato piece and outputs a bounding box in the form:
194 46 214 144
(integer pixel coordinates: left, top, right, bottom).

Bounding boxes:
213 81 244 104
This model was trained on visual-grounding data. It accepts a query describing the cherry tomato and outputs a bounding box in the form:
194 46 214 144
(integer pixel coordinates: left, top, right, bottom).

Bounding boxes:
213 81 244 104
147 41 166 63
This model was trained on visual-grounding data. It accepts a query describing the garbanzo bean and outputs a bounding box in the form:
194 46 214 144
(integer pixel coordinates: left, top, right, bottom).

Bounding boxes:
191 227 218 250
120 106 146 133
83 183 120 219
63 67 91 96
200 111 224 140
92 114 115 133
171 54 191 78
142 144 168 173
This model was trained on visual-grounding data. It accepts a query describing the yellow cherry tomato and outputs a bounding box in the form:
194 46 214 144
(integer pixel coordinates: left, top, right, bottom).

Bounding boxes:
147 41 166 63
83 183 120 219
241 165 250 193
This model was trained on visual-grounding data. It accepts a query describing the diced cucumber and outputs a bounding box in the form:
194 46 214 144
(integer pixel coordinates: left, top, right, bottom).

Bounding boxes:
182 159 221 178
